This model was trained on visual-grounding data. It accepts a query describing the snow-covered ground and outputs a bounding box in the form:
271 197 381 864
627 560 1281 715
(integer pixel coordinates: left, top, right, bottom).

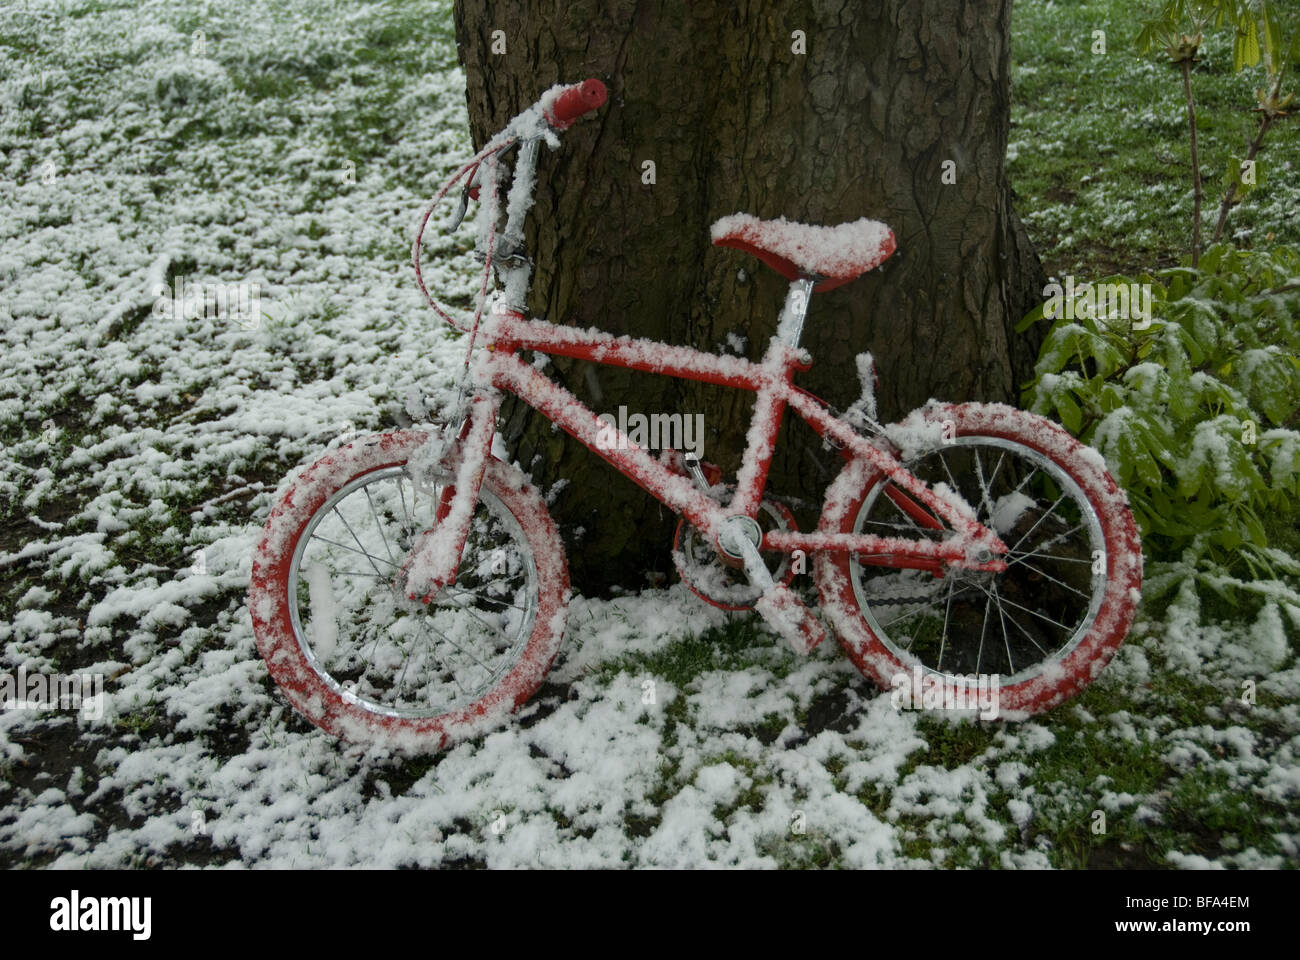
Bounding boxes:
2 0 1297 868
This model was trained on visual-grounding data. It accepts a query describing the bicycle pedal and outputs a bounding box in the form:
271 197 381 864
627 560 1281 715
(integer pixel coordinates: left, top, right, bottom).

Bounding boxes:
754 583 825 656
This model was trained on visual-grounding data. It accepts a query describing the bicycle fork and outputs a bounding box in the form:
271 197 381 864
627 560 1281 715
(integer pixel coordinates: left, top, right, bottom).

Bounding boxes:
399 392 498 602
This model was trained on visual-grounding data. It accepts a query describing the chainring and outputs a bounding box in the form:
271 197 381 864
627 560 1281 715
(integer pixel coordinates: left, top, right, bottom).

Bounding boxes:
672 494 798 611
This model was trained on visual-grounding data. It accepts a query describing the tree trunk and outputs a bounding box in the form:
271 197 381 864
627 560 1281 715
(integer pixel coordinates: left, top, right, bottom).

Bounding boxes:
453 0 1046 594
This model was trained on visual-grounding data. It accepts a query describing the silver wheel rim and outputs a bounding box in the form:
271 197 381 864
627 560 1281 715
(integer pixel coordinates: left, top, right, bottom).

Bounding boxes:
849 436 1107 686
286 463 540 719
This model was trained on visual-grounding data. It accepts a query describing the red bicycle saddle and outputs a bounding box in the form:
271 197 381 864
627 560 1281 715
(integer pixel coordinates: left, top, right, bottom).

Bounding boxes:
710 213 896 292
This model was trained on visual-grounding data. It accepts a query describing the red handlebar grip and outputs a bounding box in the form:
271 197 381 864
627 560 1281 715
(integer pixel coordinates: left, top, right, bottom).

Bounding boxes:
545 79 607 128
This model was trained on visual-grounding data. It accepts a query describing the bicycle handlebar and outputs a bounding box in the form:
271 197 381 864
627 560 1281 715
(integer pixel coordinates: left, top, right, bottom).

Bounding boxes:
541 78 607 129
414 79 608 336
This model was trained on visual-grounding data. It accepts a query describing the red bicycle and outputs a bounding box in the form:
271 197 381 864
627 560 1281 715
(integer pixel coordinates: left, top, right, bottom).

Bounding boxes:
249 80 1143 752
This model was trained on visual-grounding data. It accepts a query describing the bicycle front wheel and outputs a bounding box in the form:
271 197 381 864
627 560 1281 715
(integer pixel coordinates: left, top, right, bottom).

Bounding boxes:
815 402 1142 718
249 430 569 752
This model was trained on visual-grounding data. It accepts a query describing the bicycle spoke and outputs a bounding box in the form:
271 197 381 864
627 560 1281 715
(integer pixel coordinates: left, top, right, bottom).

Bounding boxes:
1005 541 1093 567
981 586 1074 635
410 476 434 530
422 615 496 678
414 616 469 696
991 581 1016 674
335 589 399 667
936 574 957 671
1000 600 1055 658
972 448 996 523
984 451 1007 508
439 584 527 612
937 450 963 502
332 506 387 582
1009 557 1092 600
359 617 386 672
977 578 1056 659
398 476 412 531
401 610 478 698
1011 521 1089 563
395 627 419 692
878 580 980 629
1010 465 1041 497
884 485 925 530
435 593 513 647
364 485 396 564
878 598 942 631
310 532 398 570
975 584 992 675
1006 493 1068 556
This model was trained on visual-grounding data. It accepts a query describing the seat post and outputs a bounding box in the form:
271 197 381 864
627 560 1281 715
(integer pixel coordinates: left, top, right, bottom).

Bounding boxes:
776 277 816 349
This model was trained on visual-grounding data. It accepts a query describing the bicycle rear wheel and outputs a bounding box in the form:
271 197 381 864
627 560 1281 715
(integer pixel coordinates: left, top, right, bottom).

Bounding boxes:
815 402 1142 718
249 430 569 752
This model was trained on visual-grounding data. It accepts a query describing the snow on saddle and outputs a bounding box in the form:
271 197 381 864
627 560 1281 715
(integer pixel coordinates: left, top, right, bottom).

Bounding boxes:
710 213 896 292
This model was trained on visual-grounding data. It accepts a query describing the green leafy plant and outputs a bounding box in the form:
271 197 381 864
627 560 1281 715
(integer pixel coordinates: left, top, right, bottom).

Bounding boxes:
1018 243 1300 600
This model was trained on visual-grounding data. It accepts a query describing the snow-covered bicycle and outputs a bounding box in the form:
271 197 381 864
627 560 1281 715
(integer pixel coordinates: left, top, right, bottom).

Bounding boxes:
249 80 1143 752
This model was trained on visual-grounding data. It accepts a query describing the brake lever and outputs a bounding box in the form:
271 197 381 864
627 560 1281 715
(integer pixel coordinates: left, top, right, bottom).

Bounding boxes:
450 190 470 231
448 140 521 232
449 168 481 231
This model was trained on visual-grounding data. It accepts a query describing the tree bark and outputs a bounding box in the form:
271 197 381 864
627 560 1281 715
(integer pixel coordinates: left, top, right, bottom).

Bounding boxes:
453 0 1046 594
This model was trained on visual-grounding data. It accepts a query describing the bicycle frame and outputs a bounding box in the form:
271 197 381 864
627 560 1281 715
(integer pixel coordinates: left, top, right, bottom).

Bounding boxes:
464 307 1008 577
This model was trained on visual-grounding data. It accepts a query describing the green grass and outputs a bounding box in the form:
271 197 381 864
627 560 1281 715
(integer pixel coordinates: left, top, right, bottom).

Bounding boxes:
115 694 161 736
591 616 796 687
584 602 1295 868
1010 0 1300 278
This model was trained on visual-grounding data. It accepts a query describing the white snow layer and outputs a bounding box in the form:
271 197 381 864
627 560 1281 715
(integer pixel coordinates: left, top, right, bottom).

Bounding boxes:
710 213 893 280
0 0 1296 871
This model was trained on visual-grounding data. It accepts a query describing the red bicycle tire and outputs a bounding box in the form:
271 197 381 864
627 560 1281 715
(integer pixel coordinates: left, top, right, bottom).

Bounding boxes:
249 430 569 752
815 402 1143 718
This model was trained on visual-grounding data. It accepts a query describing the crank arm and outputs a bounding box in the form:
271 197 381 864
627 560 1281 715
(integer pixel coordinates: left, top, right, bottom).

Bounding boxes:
724 523 825 656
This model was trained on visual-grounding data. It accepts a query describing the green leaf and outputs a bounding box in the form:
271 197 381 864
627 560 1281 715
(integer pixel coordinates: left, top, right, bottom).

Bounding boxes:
1233 19 1260 71
1261 3 1283 68
1201 568 1240 605
1170 297 1222 359
1128 421 1166 488
1150 487 1198 535
1099 382 1127 413
1239 503 1267 546
1016 300 1046 334
1213 516 1245 551
1136 22 1157 54
1034 324 1088 377
1056 391 1083 434
1145 416 1181 470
